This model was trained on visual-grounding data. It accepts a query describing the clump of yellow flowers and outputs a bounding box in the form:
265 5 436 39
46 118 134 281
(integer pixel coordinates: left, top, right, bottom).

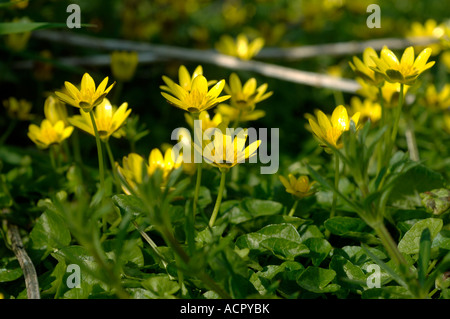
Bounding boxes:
308 105 360 152
69 98 131 142
117 147 182 195
160 66 230 113
28 96 73 149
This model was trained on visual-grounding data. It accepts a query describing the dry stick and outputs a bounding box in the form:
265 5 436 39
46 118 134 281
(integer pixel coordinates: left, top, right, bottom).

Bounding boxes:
32 30 359 93
256 36 439 60
5 221 40 299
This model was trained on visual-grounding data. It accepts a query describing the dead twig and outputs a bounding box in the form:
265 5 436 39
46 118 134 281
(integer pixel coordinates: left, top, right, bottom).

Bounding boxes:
5 219 40 299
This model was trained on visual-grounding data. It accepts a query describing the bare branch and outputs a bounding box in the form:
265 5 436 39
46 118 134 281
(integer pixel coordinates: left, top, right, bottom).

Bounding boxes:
32 30 360 93
256 36 439 60
5 220 40 299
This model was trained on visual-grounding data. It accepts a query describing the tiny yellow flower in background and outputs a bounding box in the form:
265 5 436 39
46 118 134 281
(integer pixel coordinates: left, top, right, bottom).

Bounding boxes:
369 46 435 85
28 119 73 149
160 66 230 113
279 174 316 199
148 147 183 178
350 96 381 123
197 128 261 171
216 104 266 122
406 19 445 55
68 98 131 141
420 83 450 111
55 73 116 113
224 73 273 111
215 33 265 60
5 17 31 52
185 110 228 131
117 147 182 194
110 51 139 82
12 0 29 9
308 105 360 153
2 97 33 121
44 96 69 126
349 47 385 87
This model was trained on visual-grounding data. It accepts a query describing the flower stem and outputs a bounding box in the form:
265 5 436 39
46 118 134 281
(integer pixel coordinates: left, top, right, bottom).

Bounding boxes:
89 111 105 193
104 140 121 192
390 83 404 146
405 114 419 161
377 86 387 171
373 222 407 267
330 154 340 219
209 170 227 228
288 199 299 217
0 119 17 145
192 112 202 221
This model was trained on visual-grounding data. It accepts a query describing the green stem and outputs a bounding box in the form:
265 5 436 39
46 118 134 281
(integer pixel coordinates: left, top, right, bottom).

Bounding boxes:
373 223 407 267
330 154 340 219
405 113 419 161
288 199 299 217
0 119 17 145
377 86 387 171
192 112 202 222
49 145 57 170
209 169 227 228
104 140 121 192
89 111 105 193
390 83 404 146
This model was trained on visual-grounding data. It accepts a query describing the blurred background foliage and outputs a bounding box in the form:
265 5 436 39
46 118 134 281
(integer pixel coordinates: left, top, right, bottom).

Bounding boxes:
0 0 449 182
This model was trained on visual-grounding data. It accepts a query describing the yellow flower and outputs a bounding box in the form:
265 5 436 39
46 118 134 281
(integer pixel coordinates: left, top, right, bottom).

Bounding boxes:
55 73 116 113
184 110 227 131
160 66 230 113
5 17 31 52
28 119 73 149
349 47 385 86
117 147 182 194
68 98 131 141
350 96 381 123
2 97 33 121
110 51 139 82
148 147 183 178
420 84 450 111
216 104 266 122
161 65 216 92
308 105 360 153
12 0 29 9
225 73 272 111
44 96 69 126
369 46 435 85
279 174 316 199
215 33 264 60
197 128 261 171
406 19 445 55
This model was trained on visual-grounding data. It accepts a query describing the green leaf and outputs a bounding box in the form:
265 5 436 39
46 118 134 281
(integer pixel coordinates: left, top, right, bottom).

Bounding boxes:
296 266 340 293
112 194 147 217
388 164 445 209
260 238 309 261
241 198 283 217
305 238 332 266
398 218 443 254
236 224 309 260
29 209 71 260
329 255 367 289
417 228 431 286
142 274 180 298
362 286 413 299
0 258 22 282
324 217 379 244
